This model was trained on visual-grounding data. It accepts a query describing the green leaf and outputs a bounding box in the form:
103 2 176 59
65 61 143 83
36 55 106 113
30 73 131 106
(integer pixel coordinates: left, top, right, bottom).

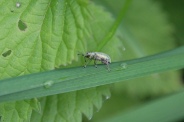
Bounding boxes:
90 0 183 121
0 0 124 121
99 89 184 122
0 46 184 103
95 0 182 98
155 0 184 45
0 0 183 122
0 101 33 122
30 86 111 122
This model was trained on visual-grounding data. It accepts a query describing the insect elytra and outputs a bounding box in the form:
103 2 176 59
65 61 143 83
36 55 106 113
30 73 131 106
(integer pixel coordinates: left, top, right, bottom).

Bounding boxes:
78 52 111 71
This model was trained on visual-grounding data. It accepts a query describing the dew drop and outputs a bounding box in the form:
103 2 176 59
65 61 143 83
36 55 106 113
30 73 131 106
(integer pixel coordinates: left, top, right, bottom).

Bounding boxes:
43 80 54 88
106 96 110 100
120 63 127 70
122 47 126 51
105 95 111 100
96 109 100 113
88 116 92 121
16 2 21 8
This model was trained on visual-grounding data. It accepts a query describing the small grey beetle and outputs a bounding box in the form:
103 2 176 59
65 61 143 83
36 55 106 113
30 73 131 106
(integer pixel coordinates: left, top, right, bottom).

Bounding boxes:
78 52 111 71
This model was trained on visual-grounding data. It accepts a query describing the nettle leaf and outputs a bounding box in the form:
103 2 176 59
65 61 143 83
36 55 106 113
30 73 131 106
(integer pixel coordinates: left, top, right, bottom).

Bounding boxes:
0 0 120 122
0 99 39 122
30 86 111 122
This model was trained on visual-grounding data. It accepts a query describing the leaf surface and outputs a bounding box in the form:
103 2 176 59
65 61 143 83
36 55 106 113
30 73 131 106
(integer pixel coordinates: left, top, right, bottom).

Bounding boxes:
0 0 122 121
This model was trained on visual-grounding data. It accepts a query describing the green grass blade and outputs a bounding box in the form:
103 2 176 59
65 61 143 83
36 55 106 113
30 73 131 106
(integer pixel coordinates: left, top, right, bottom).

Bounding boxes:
0 46 184 103
96 0 132 51
100 89 184 122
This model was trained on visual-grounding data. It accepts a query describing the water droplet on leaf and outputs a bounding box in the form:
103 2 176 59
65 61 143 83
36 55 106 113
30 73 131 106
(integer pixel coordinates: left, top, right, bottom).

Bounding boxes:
122 47 126 51
120 63 127 70
88 117 92 120
16 2 21 8
105 95 111 100
44 80 54 88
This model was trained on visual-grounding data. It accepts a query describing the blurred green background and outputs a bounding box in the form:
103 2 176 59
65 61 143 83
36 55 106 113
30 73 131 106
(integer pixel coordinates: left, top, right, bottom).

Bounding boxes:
83 0 184 121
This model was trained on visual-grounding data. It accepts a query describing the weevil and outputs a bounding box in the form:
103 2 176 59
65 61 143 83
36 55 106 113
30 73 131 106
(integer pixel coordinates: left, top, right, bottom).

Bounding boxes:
78 52 111 71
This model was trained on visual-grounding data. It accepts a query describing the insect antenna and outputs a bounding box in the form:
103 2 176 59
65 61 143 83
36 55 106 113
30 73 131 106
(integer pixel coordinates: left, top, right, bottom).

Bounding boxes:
77 53 85 57
77 51 85 56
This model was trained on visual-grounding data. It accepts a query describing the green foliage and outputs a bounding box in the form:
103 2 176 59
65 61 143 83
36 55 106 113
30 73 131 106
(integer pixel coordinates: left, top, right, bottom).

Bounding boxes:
0 0 125 121
156 0 184 45
0 46 184 103
98 89 184 122
0 0 183 122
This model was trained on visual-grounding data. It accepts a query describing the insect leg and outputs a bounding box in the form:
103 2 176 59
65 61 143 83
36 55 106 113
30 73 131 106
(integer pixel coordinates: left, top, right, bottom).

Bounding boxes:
106 63 111 71
84 57 87 63
93 53 98 68
94 60 97 68
84 59 92 68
